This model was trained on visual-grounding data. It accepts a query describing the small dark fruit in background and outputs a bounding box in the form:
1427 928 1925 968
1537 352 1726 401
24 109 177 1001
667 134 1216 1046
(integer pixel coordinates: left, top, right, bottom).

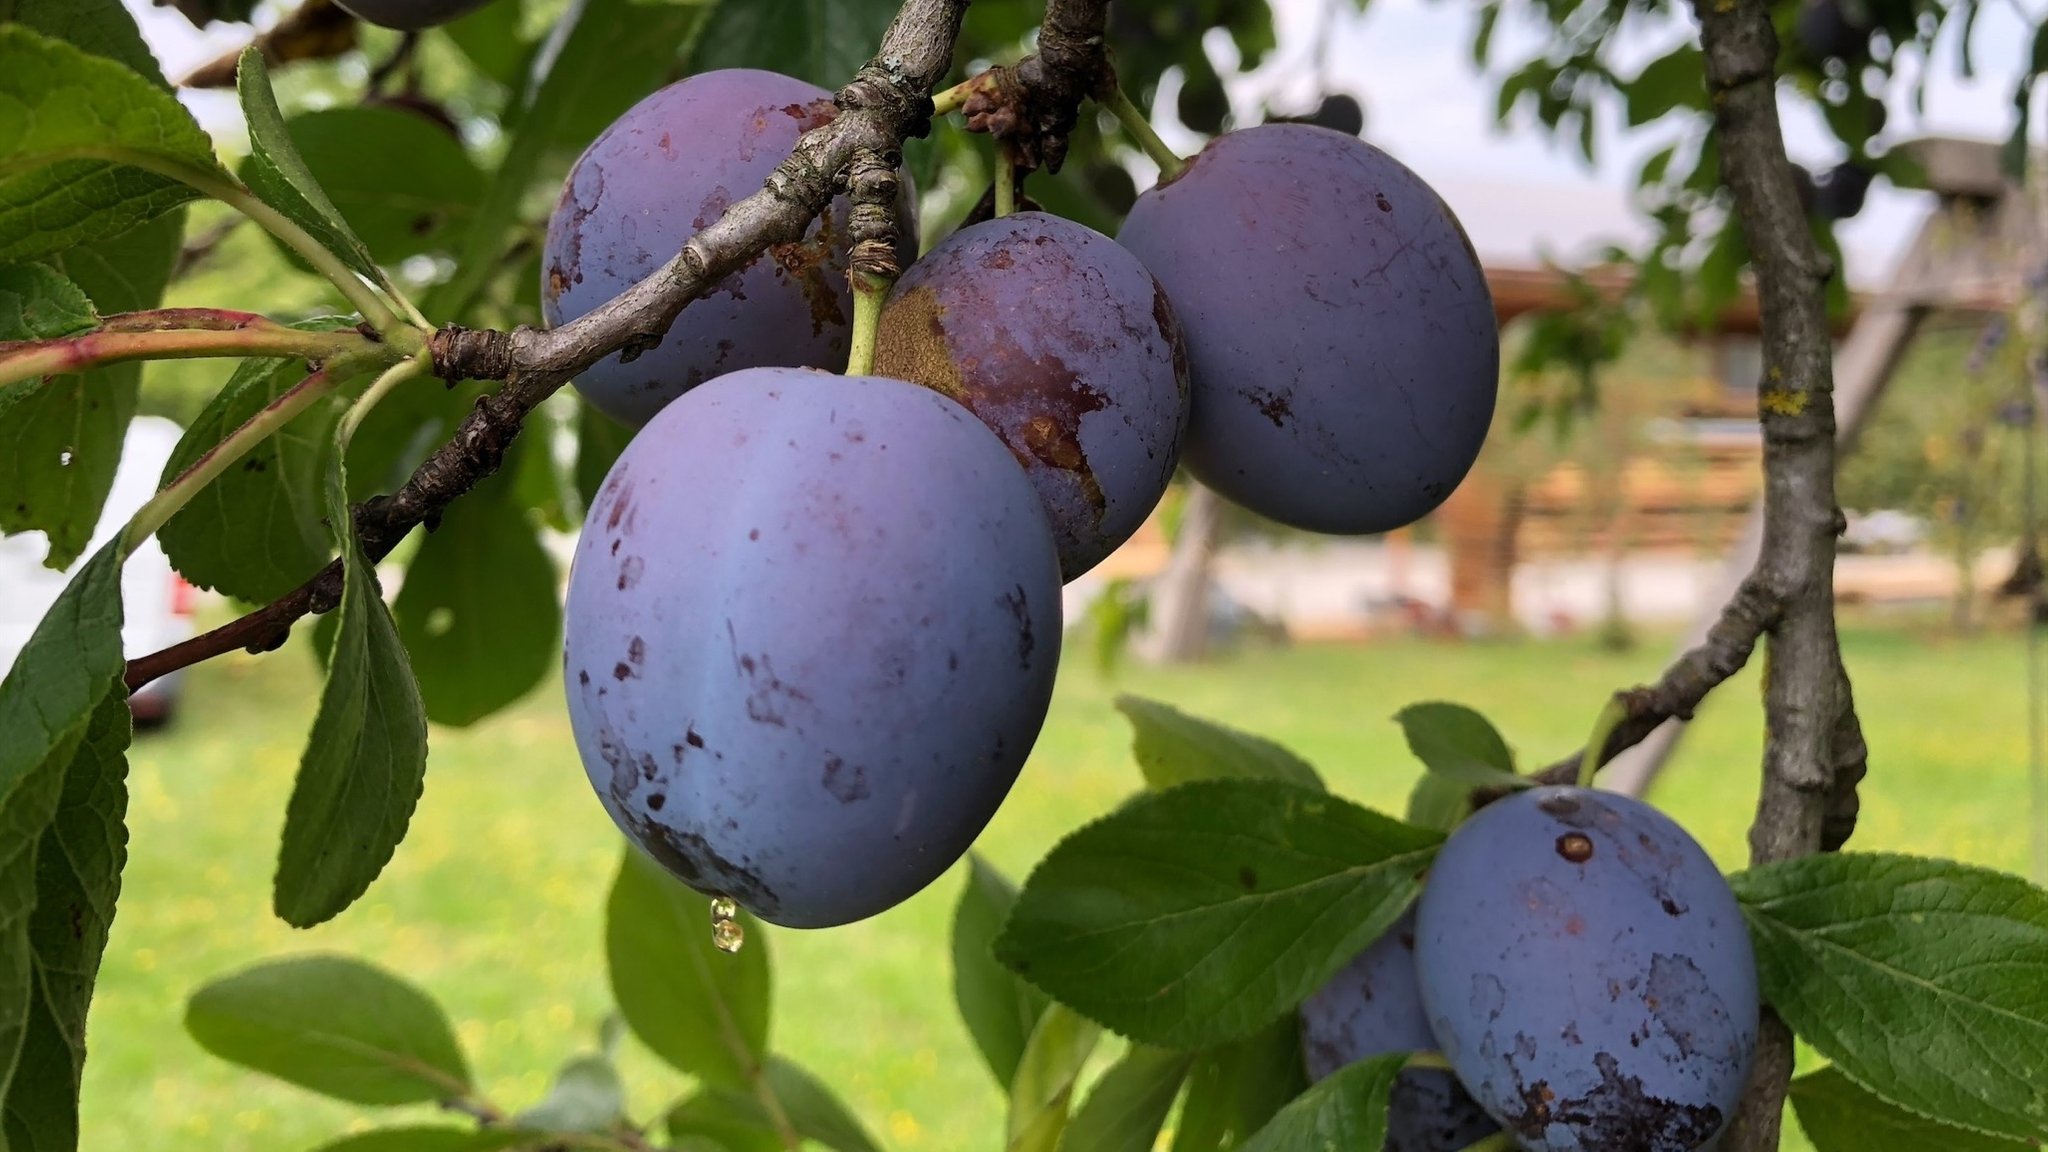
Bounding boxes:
1300 908 1502 1151
562 368 1062 929
873 211 1190 582
1414 786 1758 1152
1118 124 1498 536
333 0 497 31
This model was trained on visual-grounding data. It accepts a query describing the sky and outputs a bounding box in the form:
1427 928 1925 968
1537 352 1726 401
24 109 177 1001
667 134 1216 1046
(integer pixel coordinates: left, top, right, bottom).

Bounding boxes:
126 0 2032 288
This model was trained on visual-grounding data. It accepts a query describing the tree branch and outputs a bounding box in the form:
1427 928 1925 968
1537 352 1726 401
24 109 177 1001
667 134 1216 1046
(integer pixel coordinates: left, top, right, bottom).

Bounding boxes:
124 0 1120 694
0 310 390 390
1692 0 1850 1146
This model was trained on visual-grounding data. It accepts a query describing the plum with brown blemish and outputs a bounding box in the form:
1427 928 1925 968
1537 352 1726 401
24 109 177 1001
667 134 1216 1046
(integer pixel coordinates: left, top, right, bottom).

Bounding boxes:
874 211 1190 581
563 367 1062 929
1413 786 1757 1151
1116 124 1498 535
1300 907 1502 1151
540 69 917 429
334 0 495 30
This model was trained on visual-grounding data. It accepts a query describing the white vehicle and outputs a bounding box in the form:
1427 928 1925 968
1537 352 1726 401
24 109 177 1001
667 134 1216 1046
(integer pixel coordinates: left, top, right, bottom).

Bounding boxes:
0 416 198 727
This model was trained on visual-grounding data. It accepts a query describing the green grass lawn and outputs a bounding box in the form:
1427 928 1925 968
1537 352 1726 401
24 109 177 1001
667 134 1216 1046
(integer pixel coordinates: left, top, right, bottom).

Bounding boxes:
81 620 2040 1151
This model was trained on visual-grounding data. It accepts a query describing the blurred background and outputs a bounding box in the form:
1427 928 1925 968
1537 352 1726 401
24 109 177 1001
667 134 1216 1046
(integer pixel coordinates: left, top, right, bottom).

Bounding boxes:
11 0 2040 1148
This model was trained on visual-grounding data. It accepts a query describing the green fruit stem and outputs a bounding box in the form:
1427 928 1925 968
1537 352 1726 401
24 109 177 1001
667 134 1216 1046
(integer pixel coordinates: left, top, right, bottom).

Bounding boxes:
1403 1050 1453 1072
1578 696 1630 789
847 270 893 376
932 76 977 117
1104 85 1187 180
1454 1133 1518 1152
995 140 1020 218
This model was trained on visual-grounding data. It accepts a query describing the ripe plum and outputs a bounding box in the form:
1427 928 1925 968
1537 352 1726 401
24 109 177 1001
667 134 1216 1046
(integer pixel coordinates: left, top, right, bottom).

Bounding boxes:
873 211 1190 580
1117 124 1497 535
542 70 915 428
1413 786 1758 1151
563 367 1063 928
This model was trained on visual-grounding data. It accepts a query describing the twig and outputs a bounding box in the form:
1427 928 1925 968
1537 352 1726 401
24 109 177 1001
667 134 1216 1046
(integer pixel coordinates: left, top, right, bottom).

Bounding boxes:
126 0 1119 693
176 0 358 89
0 311 390 391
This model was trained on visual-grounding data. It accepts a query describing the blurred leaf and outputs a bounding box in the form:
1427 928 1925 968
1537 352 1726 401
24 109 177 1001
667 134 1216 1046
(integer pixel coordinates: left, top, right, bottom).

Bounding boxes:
1623 44 1705 127
1790 1066 2034 1151
1237 1053 1403 1152
995 780 1440 1049
1471 2 1499 65
0 264 97 338
1008 1005 1102 1152
1392 702 1524 788
306 1129 539 1152
572 401 634 518
954 854 1048 1090
3 674 130 1149
1170 1016 1311 1152
427 0 702 319
607 847 771 1091
236 48 401 303
157 319 356 603
1732 854 2048 1142
440 0 533 88
689 0 898 89
667 1056 882 1152
264 106 486 266
514 1052 625 1134
1114 696 1324 792
184 955 470 1104
273 429 429 927
1058 1045 1193 1152
0 26 212 262
393 455 559 727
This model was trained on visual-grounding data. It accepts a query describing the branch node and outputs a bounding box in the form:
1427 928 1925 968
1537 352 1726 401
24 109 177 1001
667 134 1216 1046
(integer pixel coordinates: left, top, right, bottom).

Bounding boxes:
429 325 513 383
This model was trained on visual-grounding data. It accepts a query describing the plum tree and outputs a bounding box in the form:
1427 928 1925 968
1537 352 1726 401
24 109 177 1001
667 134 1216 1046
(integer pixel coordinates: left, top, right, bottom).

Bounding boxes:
1300 909 1502 1152
541 70 916 429
333 0 496 31
562 367 1064 928
1413 787 1758 1151
872 211 1190 580
1117 124 1498 535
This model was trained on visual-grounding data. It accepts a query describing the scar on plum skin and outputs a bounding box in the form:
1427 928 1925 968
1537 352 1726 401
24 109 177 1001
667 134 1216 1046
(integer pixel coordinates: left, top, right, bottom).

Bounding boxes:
1557 833 1595 863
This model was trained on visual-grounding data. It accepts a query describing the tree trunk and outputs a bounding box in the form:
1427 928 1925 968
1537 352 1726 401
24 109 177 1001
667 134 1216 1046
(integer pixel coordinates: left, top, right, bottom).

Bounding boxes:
1135 482 1222 663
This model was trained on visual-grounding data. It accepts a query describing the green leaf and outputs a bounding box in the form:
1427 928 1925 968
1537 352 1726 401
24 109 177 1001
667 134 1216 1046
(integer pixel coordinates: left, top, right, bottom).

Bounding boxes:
5 200 183 569
1392 702 1525 789
1237 1053 1402 1152
572 402 633 519
183 954 470 1105
2 688 130 1151
0 0 167 82
1057 1045 1193 1152
0 264 96 339
1008 1004 1102 1152
1113 696 1324 792
426 0 703 320
0 543 123 1134
1623 44 1705 127
0 26 220 261
688 0 898 89
1790 1066 2035 1152
253 107 485 268
1731 853 2048 1141
667 1057 882 1152
441 0 533 88
1403 773 1471 833
1170 1016 1310 1152
995 780 1439 1049
513 1052 625 1134
272 426 429 927
953 854 1048 1090
306 1129 541 1152
392 460 558 727
234 48 400 300
156 320 354 603
606 846 771 1091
